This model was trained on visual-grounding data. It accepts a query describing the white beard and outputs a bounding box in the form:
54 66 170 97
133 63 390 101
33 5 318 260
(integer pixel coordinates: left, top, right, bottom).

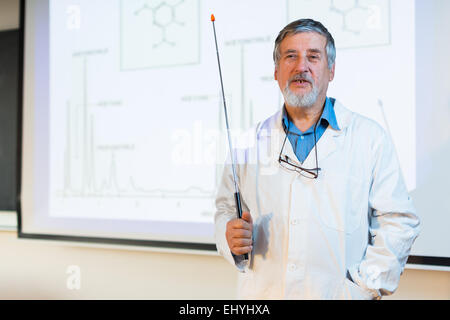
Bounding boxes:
282 81 319 108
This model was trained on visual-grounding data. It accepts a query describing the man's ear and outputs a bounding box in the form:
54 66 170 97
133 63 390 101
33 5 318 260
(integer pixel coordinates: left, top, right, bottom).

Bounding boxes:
329 63 335 82
274 67 278 81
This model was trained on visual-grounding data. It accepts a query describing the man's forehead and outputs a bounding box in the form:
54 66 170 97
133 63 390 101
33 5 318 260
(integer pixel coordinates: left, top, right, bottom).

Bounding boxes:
280 32 327 52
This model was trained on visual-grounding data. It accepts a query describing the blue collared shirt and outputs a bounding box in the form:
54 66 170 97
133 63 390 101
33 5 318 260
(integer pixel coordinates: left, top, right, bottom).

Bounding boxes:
282 97 340 163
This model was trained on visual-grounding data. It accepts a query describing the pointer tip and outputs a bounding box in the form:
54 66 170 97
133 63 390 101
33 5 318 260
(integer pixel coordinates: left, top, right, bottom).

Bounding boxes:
211 14 215 21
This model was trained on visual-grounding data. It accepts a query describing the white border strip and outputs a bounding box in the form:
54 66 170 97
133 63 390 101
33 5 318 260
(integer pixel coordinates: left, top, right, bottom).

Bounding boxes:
405 263 450 272
0 211 17 230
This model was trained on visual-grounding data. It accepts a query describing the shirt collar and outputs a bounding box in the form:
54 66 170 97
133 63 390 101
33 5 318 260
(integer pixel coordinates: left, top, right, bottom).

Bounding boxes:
321 97 340 130
282 97 340 133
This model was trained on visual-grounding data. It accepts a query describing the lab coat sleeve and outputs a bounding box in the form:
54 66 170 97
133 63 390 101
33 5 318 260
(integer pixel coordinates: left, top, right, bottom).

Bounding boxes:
214 161 250 273
349 127 420 299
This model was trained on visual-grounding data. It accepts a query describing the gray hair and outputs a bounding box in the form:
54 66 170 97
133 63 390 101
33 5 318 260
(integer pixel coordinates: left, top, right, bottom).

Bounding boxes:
273 19 336 70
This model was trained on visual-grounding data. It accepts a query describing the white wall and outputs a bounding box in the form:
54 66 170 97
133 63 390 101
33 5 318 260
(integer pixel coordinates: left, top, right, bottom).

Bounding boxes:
0 0 449 300
0 228 449 300
0 230 238 299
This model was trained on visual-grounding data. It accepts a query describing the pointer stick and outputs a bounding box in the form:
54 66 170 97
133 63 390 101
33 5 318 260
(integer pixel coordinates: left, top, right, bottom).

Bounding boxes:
211 14 248 260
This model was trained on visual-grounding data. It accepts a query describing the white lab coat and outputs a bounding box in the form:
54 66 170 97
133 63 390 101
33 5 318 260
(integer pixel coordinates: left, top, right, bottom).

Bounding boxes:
214 100 420 300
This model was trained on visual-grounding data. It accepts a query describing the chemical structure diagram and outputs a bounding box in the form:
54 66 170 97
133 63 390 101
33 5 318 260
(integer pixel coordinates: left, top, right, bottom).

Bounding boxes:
329 0 371 35
134 0 185 48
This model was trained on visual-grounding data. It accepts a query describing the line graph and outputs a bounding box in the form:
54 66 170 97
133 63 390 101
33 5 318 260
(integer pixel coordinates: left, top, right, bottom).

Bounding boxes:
58 54 215 199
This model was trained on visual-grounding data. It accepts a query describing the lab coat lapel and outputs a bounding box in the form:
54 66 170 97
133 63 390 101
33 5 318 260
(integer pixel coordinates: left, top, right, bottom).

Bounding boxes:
279 129 298 163
265 100 352 169
257 110 293 170
301 126 340 168
301 100 351 168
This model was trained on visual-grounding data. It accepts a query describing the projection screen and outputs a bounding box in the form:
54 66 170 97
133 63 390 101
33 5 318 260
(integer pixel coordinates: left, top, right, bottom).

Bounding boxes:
19 0 450 266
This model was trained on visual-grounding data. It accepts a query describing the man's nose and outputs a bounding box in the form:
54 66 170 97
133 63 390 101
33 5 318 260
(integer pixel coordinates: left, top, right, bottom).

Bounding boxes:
294 56 309 74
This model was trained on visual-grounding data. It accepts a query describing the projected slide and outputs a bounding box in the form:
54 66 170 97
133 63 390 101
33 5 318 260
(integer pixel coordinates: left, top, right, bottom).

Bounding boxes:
120 0 200 69
288 0 391 48
45 0 415 227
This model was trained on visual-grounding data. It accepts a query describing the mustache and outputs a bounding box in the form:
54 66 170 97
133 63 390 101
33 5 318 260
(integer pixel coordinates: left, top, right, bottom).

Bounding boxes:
288 73 314 85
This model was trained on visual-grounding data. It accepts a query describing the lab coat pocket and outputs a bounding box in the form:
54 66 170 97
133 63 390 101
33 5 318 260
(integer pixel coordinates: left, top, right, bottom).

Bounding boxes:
316 173 367 234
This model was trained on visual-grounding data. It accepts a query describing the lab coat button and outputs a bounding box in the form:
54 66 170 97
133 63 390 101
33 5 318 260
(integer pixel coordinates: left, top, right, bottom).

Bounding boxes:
288 264 297 272
291 219 298 225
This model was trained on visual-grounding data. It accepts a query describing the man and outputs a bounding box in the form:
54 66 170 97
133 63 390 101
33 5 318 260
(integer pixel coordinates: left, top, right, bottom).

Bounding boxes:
214 19 420 299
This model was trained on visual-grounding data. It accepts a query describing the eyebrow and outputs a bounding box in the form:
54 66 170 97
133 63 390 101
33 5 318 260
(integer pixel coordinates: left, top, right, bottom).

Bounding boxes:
282 48 323 55
282 49 298 55
307 48 323 54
